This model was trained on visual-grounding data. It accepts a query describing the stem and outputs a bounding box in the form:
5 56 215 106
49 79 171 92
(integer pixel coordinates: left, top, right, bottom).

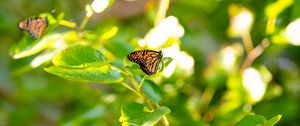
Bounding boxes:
155 0 170 26
110 64 140 91
110 64 140 90
128 72 140 89
80 5 94 31
240 39 270 72
138 76 146 89
121 82 143 98
110 64 127 76
161 115 170 126
199 86 215 115
80 15 92 31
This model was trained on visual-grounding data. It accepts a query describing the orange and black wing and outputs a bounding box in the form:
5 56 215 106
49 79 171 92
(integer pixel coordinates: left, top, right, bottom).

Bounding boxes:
127 50 145 64
19 17 48 38
127 50 162 76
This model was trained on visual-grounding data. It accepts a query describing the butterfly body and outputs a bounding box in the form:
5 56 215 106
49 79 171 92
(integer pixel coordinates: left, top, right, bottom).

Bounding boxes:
128 50 162 76
19 17 48 38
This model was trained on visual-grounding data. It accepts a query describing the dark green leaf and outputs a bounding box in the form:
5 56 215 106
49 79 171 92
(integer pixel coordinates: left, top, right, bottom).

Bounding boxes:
53 45 109 68
142 80 162 104
119 102 170 126
44 65 123 84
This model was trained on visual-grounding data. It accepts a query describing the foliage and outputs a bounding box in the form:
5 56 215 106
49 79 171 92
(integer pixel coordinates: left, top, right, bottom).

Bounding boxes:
1 0 300 125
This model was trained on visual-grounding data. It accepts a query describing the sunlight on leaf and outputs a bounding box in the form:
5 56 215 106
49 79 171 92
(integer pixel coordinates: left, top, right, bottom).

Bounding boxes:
265 0 294 34
31 48 63 68
265 0 294 18
12 33 62 59
98 26 118 42
45 65 123 83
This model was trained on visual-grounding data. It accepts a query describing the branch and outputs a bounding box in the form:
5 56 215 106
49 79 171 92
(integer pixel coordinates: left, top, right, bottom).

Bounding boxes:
240 39 270 72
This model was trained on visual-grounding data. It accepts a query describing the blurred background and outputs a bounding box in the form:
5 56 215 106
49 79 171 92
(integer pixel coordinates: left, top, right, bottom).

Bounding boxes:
1 0 300 125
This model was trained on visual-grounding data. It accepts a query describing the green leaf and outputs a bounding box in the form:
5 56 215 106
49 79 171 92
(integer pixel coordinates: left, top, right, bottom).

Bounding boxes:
119 102 170 126
53 45 109 68
44 65 123 84
162 57 173 68
142 80 162 104
125 63 145 76
235 114 282 126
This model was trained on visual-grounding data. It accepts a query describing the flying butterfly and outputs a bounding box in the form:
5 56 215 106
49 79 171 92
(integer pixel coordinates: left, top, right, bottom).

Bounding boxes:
127 50 163 76
18 17 48 38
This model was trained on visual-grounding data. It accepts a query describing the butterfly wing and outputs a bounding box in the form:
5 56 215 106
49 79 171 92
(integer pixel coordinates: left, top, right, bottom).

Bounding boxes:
19 17 48 38
142 50 162 75
127 50 162 76
128 50 143 64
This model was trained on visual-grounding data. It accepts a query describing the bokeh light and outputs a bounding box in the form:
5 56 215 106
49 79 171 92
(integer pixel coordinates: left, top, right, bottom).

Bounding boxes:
242 68 266 103
92 0 110 13
227 5 253 37
145 16 184 49
285 18 300 46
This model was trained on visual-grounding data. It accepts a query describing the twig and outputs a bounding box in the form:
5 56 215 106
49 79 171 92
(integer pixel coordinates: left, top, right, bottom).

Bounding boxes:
110 64 127 75
240 39 270 72
80 5 93 31
121 82 143 98
138 76 146 89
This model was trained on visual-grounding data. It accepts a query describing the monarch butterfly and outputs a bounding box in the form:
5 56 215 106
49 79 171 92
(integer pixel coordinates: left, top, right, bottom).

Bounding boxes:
127 50 163 76
18 17 48 38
